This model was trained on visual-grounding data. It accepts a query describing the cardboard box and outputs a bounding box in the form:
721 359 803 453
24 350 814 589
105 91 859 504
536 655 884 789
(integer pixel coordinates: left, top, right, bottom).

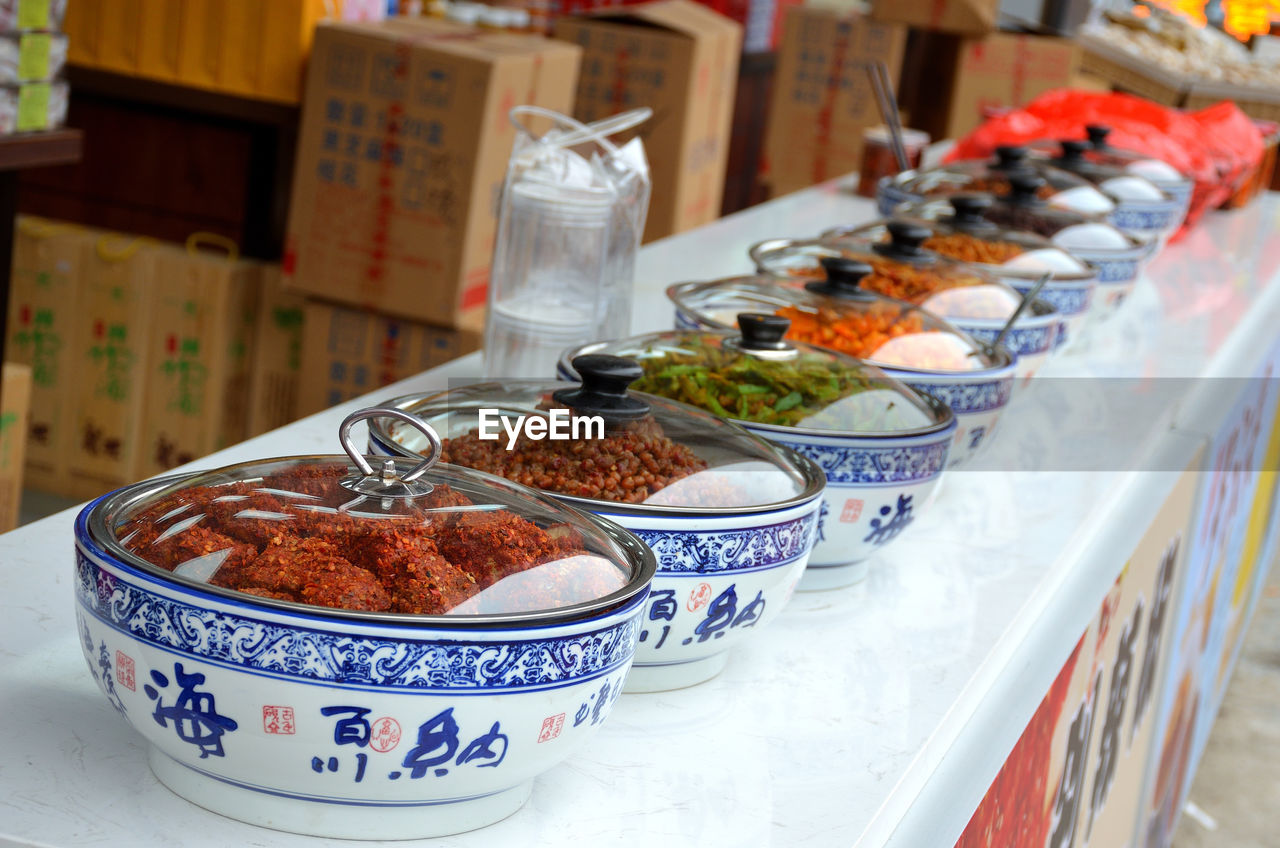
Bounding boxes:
297 300 481 417
763 7 906 198
136 0 186 84
63 0 104 67
556 0 742 242
0 363 32 532
137 244 259 479
178 0 223 89
247 265 307 437
870 0 998 36
64 233 158 501
284 19 582 328
901 30 1079 144
94 0 143 75
5 217 88 492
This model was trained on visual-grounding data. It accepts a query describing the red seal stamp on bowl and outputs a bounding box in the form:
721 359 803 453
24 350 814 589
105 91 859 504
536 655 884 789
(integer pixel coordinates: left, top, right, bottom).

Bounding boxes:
115 651 135 691
369 717 402 753
262 705 296 735
687 583 712 613
537 713 565 743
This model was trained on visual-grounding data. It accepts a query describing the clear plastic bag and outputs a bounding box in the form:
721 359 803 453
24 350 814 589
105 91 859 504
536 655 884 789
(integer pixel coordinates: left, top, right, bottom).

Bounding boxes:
485 106 652 379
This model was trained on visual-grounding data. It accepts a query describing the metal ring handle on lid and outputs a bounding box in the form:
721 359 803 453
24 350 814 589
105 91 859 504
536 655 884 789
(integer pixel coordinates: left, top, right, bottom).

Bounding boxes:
340 407 442 485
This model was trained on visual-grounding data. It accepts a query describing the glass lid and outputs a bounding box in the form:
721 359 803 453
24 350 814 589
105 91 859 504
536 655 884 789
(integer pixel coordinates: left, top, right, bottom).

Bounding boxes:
873 194 1095 281
826 194 1060 267
370 355 823 515
975 172 1144 252
96 407 652 622
891 145 1114 213
754 221 1029 323
560 318 954 438
1033 126 1190 186
667 258 1000 372
1047 140 1173 204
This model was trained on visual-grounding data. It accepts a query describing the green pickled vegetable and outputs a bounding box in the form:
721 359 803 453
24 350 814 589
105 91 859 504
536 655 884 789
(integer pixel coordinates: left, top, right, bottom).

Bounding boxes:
630 337 899 429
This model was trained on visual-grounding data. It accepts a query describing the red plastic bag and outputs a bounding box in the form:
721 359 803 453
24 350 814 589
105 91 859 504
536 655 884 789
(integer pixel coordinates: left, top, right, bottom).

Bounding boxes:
944 89 1262 236
1187 100 1265 197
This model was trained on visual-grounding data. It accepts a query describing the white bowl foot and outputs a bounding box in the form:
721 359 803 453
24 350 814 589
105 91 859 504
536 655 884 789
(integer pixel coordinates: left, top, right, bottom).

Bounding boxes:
623 651 730 693
148 747 532 839
797 560 869 591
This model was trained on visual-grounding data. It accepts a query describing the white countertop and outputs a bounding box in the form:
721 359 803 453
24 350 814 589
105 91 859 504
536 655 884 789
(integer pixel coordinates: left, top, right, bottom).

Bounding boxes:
3 184 1278 848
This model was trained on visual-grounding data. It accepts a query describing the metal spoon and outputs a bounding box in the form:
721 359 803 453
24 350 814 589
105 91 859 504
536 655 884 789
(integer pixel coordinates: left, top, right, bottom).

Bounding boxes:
979 271 1052 359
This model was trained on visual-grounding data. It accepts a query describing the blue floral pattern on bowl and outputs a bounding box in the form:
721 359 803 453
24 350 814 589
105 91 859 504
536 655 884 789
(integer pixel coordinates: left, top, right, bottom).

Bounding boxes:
623 513 817 575
767 437 949 486
75 550 640 692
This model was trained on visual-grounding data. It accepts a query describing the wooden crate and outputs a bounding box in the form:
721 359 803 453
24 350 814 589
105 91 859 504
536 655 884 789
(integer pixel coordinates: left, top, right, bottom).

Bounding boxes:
1077 37 1190 107
1184 83 1280 123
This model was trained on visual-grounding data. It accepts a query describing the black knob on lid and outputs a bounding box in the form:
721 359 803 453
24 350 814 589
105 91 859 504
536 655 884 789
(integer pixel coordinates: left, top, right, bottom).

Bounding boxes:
994 145 1029 169
1007 171 1047 205
1058 139 1089 161
943 193 999 236
1085 124 1111 149
806 256 877 300
873 218 936 263
949 193 993 222
736 313 792 352
552 354 651 421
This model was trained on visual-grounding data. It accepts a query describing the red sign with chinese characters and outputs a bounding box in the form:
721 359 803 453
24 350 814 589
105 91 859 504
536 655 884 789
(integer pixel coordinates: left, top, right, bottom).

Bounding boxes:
955 451 1200 847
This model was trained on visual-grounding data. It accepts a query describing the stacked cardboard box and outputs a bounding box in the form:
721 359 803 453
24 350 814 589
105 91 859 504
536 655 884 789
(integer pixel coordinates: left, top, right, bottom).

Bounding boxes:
282 17 574 407
899 30 1081 143
0 363 31 531
555 0 742 242
297 302 481 416
870 0 998 37
4 219 303 502
762 6 906 198
247 266 308 436
284 18 581 332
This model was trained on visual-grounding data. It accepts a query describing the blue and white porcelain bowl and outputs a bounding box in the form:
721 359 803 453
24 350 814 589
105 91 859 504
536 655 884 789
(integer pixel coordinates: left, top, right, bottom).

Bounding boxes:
75 428 656 840
1050 222 1156 318
876 172 919 216
369 369 825 692
749 227 1060 382
556 325 955 589
1073 124 1194 235
1001 270 1096 350
878 351 1015 468
1036 140 1181 245
832 197 1100 353
874 147 1119 221
1102 179 1180 245
915 290 1057 381
664 273 1015 468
